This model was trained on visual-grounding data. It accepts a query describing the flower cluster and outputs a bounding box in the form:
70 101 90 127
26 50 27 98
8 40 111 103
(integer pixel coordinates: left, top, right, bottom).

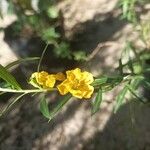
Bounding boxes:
30 68 94 99
57 68 94 99
29 71 65 89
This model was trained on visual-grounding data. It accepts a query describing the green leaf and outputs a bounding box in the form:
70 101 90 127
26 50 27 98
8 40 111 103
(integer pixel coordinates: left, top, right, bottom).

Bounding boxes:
54 42 72 59
42 27 60 42
5 57 40 70
92 88 103 115
0 93 27 117
106 76 123 86
7 0 15 14
142 80 150 89
126 84 145 103
0 64 21 90
114 86 128 113
91 77 108 86
48 94 72 122
92 76 123 92
47 6 59 19
40 96 50 119
73 51 87 61
140 51 150 60
130 77 142 90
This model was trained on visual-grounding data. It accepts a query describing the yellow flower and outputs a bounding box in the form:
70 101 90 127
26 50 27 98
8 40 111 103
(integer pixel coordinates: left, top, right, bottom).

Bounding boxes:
57 68 94 99
30 71 66 89
30 71 56 89
32 71 49 86
54 72 66 81
29 69 94 99
45 75 56 88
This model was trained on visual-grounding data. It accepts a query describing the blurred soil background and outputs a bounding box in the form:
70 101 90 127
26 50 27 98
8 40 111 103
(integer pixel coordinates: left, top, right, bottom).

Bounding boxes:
0 0 150 150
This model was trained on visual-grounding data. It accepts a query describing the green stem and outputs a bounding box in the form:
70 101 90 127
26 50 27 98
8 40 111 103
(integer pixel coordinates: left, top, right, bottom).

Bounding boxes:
0 88 57 93
37 43 49 72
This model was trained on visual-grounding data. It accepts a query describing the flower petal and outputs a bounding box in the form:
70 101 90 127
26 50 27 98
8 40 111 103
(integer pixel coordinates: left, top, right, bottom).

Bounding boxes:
57 80 71 95
82 71 94 84
36 71 49 85
83 85 94 99
45 75 56 88
66 68 81 81
55 72 66 81
69 89 83 99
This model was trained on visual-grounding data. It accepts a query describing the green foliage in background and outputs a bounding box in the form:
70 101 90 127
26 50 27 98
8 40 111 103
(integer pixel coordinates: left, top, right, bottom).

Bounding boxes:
0 0 149 121
119 0 137 22
0 0 86 60
118 0 150 22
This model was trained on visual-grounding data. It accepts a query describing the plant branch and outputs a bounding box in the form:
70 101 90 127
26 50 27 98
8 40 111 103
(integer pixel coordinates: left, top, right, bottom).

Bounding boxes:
0 88 57 93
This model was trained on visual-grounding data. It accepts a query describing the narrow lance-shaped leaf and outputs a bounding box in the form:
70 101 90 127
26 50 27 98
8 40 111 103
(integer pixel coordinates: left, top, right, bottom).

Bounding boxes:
48 94 72 122
114 86 128 113
126 84 145 103
106 76 123 86
40 96 50 119
130 77 142 90
141 77 150 90
0 64 21 89
126 42 134 73
91 77 108 86
5 57 39 70
0 93 27 117
92 88 103 115
142 80 150 89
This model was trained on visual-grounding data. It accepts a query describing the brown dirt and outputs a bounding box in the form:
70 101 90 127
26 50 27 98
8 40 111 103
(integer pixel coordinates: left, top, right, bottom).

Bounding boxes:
0 0 150 150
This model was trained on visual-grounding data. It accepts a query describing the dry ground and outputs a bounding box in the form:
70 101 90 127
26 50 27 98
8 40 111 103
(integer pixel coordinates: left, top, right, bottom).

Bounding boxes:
0 0 150 150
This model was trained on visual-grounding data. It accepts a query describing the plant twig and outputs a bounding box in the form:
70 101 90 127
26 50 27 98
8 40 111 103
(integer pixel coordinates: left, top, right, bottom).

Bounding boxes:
37 43 49 72
86 41 118 61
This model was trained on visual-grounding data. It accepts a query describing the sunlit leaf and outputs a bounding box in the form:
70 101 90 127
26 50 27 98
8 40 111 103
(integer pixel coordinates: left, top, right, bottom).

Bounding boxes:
7 0 15 14
130 77 143 90
92 88 103 115
47 6 59 19
0 64 21 89
114 86 128 113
